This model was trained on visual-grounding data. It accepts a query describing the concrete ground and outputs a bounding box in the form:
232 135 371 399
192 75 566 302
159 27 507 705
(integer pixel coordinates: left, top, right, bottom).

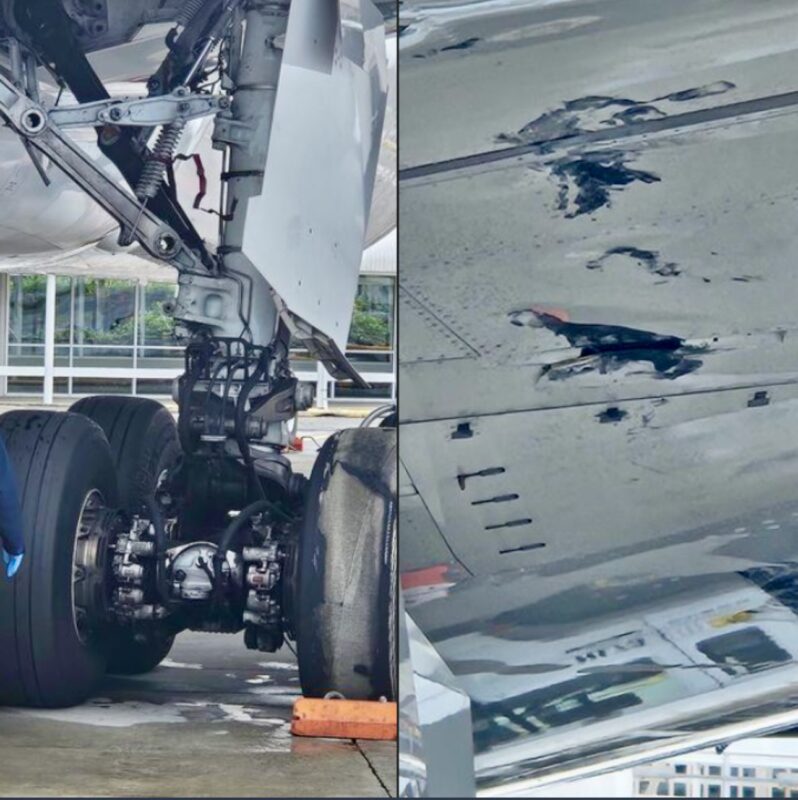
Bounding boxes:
0 408 397 797
0 634 395 798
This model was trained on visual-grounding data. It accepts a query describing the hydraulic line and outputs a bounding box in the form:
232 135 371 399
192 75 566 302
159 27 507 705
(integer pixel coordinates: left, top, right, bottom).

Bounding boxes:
217 500 271 557
212 498 278 600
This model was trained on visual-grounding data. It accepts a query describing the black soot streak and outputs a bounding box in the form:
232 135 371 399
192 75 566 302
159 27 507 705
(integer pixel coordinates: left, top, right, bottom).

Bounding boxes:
608 104 667 125
441 37 481 51
497 95 633 145
652 81 736 103
496 81 735 217
498 81 737 146
411 36 482 59
587 246 680 277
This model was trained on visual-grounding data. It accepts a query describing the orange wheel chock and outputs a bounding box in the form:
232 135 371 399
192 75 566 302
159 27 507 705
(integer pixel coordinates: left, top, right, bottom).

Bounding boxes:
291 697 397 740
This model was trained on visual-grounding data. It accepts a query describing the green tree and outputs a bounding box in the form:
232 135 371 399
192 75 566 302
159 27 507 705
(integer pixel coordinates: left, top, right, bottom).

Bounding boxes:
349 295 389 347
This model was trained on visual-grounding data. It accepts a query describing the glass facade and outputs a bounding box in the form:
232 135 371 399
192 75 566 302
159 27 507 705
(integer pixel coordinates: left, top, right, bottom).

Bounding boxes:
337 275 396 400
635 756 798 798
5 273 395 402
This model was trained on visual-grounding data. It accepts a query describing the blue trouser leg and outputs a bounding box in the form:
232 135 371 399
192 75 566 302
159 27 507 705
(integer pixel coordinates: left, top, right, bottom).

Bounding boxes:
0 436 24 556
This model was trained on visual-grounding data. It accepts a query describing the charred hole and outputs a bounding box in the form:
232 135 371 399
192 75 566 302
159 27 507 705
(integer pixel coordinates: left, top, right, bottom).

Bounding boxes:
515 310 706 379
552 151 661 218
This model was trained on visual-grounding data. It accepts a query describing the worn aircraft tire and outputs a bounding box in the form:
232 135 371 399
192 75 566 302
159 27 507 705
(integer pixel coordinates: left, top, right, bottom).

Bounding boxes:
100 627 176 676
295 427 397 700
69 396 181 514
70 395 181 674
0 411 118 707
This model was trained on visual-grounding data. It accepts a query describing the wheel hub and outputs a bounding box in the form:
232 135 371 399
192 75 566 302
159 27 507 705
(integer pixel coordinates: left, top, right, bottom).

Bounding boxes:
71 489 121 644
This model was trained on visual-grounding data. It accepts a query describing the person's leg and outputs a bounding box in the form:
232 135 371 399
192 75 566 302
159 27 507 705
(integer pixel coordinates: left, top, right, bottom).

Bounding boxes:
0 435 24 577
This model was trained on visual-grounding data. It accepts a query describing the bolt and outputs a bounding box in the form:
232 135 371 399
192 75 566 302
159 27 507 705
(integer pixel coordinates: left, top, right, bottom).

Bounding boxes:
156 232 177 255
22 109 44 133
178 101 191 114
108 106 123 121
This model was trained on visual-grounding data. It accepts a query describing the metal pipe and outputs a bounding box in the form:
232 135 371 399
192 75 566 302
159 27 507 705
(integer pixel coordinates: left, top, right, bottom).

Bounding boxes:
24 50 39 102
7 39 23 88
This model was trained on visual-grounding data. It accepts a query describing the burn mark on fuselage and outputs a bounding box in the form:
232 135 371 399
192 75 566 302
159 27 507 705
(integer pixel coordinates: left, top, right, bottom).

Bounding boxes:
441 37 481 51
653 81 736 103
497 95 631 146
510 309 706 380
498 81 737 147
551 151 660 217
587 246 680 277
497 81 735 218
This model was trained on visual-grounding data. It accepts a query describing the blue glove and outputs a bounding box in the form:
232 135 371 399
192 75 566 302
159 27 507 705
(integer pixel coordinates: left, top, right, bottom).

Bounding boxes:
2 548 23 578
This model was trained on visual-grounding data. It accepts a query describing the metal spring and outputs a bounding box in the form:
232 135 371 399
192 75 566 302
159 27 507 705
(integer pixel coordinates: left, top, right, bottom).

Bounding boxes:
176 0 205 27
135 122 185 201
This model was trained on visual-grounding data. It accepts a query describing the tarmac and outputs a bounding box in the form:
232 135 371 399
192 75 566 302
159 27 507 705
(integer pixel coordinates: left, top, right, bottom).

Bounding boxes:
0 633 395 797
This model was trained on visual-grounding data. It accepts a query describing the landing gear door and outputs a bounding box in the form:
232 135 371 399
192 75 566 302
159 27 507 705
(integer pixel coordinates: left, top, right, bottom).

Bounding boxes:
242 0 389 356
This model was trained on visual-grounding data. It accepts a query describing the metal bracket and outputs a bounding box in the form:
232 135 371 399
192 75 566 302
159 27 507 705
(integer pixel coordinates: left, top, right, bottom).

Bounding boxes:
211 116 255 149
174 271 243 331
0 72 210 275
49 87 229 128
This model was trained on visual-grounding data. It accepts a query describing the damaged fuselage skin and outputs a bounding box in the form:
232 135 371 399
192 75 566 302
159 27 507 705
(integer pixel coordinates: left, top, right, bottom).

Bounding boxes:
399 0 798 795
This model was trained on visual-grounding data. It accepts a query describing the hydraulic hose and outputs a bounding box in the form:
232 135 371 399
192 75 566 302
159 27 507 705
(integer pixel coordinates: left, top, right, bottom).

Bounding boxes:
212 499 273 601
144 494 172 608
217 499 272 559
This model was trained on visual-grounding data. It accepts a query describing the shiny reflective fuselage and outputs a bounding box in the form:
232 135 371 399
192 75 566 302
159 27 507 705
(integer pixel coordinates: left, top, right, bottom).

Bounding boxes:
398 0 798 792
0 23 396 274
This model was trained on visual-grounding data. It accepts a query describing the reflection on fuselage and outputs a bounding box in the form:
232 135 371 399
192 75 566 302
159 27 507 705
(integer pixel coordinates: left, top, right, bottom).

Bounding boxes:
456 575 795 754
